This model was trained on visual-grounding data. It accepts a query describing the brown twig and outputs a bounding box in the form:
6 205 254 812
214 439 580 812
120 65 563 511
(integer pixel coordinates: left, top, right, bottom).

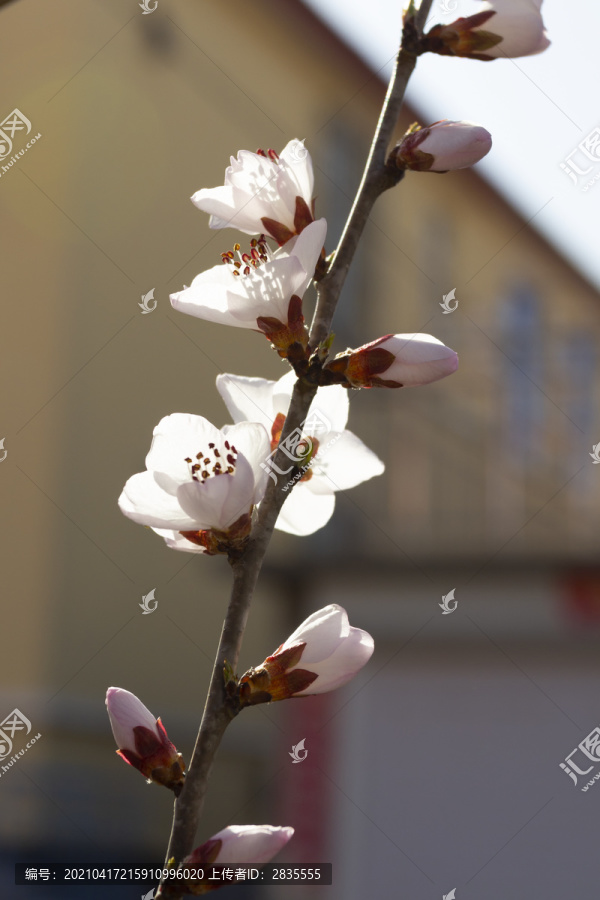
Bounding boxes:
157 2 434 895
309 0 434 348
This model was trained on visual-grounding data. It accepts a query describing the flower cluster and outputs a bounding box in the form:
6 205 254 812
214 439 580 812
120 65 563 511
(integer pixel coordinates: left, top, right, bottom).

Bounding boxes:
119 137 465 551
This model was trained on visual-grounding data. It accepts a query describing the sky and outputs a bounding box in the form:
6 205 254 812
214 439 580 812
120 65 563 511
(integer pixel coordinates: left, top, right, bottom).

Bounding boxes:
301 0 600 289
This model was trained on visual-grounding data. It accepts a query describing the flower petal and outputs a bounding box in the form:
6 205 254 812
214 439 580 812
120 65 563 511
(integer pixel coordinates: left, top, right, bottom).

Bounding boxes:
106 687 158 752
383 333 459 385
177 454 254 531
119 471 199 530
478 1 550 58
152 528 206 554
222 421 271 504
145 414 223 484
295 625 375 695
312 430 385 492
171 256 307 328
190 185 242 230
273 218 327 294
279 139 314 205
217 374 276 430
214 824 295 865
275 484 336 536
306 384 349 434
283 604 349 662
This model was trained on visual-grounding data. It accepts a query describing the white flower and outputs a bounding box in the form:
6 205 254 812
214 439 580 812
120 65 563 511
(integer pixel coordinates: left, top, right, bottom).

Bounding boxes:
216 370 384 536
395 121 492 172
424 0 549 60
334 333 459 388
170 220 326 358
105 687 185 790
239 604 374 702
191 139 315 243
183 825 294 869
118 413 270 554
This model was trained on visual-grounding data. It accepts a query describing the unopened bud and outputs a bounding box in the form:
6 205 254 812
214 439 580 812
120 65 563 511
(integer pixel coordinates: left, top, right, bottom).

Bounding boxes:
105 687 185 792
185 824 294 867
163 825 294 895
421 3 550 61
239 604 374 705
392 120 492 173
324 333 458 389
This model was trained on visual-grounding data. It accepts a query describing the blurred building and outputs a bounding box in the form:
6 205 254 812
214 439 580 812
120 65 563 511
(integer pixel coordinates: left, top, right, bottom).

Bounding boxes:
1 1 599 898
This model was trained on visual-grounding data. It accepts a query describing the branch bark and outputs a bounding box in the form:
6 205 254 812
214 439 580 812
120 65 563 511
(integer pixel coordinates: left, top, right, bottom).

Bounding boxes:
157 2 434 895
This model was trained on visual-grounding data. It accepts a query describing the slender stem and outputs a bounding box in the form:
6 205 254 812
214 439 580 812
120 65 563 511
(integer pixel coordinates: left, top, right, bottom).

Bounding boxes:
310 0 434 348
160 566 254 866
157 4 434 895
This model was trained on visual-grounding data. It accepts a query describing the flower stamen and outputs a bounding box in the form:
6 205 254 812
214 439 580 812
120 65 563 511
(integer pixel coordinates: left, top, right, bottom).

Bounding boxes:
185 444 238 483
256 148 280 163
221 235 271 278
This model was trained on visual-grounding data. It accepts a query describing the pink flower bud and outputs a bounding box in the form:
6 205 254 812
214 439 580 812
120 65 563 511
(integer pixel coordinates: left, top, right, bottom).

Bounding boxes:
239 604 374 704
184 825 295 867
105 687 185 792
394 121 492 172
325 333 458 389
423 2 550 61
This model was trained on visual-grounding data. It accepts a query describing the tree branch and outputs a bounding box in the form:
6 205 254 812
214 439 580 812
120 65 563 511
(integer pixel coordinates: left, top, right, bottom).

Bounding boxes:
157 3 434 895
